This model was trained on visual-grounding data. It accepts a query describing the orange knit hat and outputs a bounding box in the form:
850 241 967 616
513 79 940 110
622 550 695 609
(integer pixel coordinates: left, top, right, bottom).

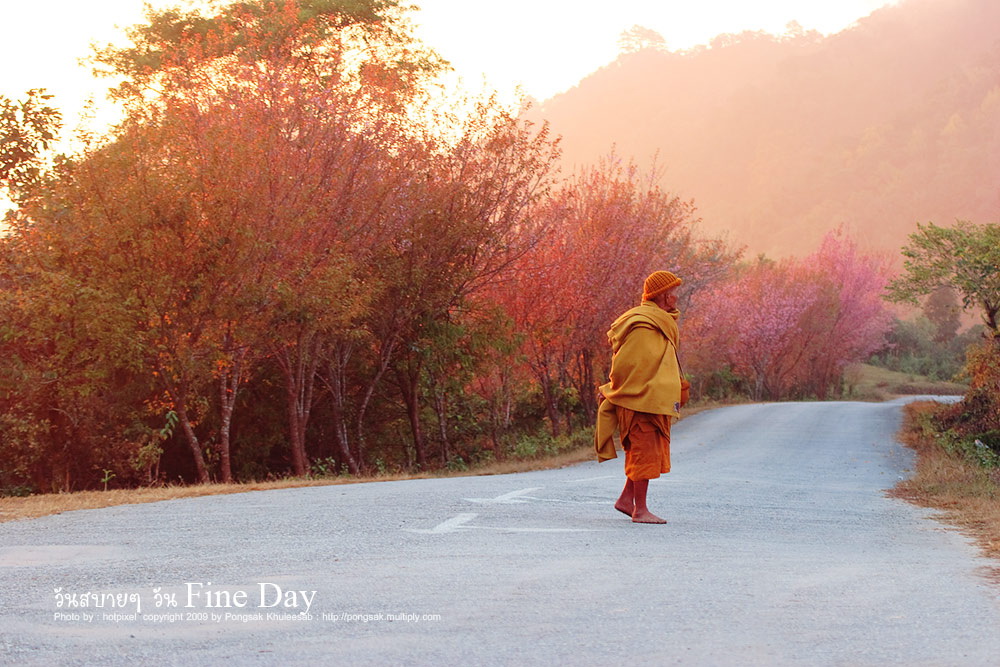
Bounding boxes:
642 270 683 300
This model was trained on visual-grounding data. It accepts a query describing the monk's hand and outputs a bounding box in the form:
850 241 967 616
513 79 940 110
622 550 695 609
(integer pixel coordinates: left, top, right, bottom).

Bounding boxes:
680 379 691 408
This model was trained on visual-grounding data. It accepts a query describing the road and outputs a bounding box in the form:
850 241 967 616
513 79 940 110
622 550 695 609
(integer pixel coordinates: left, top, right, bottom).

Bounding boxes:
2 398 999 666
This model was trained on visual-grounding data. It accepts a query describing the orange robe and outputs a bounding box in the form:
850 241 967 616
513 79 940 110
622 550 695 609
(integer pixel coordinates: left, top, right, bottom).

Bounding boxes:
619 408 672 480
595 301 682 471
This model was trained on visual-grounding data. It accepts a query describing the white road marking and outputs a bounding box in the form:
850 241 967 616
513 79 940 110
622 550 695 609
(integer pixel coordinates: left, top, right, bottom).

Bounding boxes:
467 485 607 505
517 497 606 505
404 513 478 534
404 511 600 535
473 526 595 533
464 488 541 504
409 483 609 535
562 475 618 484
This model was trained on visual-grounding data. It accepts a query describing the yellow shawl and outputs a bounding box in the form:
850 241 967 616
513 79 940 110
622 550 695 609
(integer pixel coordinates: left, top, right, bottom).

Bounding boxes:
595 301 682 461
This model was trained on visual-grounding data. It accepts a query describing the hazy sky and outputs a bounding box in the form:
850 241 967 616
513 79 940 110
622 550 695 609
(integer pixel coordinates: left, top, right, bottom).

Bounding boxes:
1 0 896 130
413 0 897 99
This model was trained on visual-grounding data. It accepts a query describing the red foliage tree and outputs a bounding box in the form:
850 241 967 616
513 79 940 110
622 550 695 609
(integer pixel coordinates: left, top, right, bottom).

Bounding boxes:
82 0 441 480
495 155 735 434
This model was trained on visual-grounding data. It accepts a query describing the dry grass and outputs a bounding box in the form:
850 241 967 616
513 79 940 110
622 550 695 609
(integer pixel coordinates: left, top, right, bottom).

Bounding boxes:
0 480 349 523
0 447 598 524
851 364 968 401
891 401 1000 564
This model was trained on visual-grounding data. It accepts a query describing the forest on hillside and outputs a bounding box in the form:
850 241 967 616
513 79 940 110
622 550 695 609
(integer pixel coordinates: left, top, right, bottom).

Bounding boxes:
531 0 1000 258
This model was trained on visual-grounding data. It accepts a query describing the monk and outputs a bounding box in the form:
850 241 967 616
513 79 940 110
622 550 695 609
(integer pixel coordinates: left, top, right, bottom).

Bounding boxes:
594 270 689 524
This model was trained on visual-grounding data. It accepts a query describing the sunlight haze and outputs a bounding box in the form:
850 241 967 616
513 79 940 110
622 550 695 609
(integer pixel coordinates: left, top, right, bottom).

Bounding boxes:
411 0 897 100
1 0 896 131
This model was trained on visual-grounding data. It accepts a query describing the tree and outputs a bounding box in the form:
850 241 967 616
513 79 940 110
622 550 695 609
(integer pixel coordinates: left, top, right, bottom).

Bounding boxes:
687 232 892 400
0 227 150 492
694 258 819 400
93 0 440 102
0 89 61 196
888 221 1000 436
12 131 242 485
923 285 962 343
368 103 560 468
796 232 894 398
76 0 445 481
499 155 736 434
886 221 1000 338
618 26 666 54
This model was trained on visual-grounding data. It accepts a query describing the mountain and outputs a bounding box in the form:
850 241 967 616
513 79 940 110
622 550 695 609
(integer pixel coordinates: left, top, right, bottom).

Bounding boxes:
530 0 1000 258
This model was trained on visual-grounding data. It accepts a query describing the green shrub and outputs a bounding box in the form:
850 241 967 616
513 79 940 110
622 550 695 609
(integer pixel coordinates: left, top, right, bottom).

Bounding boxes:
509 427 593 460
0 482 34 498
309 457 339 478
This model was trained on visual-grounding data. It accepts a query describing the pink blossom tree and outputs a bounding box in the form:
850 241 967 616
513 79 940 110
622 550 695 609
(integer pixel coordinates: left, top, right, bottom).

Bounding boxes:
796 232 894 397
687 231 893 400
691 259 819 400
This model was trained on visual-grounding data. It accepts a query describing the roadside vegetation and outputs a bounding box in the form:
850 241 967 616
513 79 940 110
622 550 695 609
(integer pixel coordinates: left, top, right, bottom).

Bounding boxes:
893 401 1000 563
1 401 732 522
887 221 1000 568
846 363 967 401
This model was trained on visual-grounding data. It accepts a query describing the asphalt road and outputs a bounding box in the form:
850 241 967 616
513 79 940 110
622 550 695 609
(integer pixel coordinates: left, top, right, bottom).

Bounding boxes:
2 397 999 666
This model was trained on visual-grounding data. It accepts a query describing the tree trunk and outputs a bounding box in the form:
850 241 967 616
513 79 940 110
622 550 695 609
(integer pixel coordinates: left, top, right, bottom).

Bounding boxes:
216 334 247 484
537 369 561 437
396 363 427 469
286 391 308 477
159 366 210 484
575 348 598 425
983 301 998 338
217 377 235 483
432 381 451 464
175 396 210 484
276 337 322 478
353 337 397 469
45 399 72 492
322 343 360 475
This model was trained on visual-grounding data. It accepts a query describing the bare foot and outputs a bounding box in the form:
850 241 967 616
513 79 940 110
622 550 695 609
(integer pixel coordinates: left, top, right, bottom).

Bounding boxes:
614 499 634 517
631 509 667 524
